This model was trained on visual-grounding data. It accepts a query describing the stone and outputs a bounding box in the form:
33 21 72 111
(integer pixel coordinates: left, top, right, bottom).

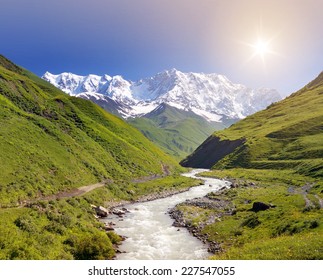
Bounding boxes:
112 208 126 216
104 224 114 231
251 202 270 212
95 205 109 217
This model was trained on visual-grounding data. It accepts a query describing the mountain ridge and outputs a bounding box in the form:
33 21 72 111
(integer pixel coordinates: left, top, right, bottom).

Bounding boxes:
178 71 323 260
43 69 282 123
181 71 323 179
128 103 225 159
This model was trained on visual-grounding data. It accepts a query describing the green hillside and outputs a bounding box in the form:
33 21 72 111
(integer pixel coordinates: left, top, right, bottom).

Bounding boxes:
0 55 206 259
0 55 183 206
129 103 225 160
181 71 323 178
178 72 323 259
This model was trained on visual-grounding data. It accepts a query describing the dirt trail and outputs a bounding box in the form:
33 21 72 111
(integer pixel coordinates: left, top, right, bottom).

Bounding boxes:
288 184 322 209
131 164 170 183
3 165 170 209
14 180 110 208
49 180 109 199
315 195 323 209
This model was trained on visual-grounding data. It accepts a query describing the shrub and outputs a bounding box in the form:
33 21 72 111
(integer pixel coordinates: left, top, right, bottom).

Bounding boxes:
71 233 114 260
14 216 37 233
240 214 261 229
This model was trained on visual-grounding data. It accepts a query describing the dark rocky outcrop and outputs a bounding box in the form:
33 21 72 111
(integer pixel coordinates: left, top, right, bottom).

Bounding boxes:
251 202 271 212
180 135 245 168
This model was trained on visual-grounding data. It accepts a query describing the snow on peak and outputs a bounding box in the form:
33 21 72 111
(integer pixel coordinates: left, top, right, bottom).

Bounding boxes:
42 70 282 122
42 71 134 103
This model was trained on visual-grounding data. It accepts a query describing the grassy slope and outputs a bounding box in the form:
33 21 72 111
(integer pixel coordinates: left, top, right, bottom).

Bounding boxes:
0 55 203 259
196 169 323 259
178 72 323 259
214 80 323 177
182 72 323 179
0 55 182 206
129 104 225 160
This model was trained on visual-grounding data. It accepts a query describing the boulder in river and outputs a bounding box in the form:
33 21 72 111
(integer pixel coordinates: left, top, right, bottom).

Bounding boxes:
94 205 109 217
104 222 115 231
112 208 126 216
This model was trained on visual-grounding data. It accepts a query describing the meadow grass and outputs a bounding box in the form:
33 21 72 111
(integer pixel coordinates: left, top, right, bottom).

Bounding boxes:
180 168 323 259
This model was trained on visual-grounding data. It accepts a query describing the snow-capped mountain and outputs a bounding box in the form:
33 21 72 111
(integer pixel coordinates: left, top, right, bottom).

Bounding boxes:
42 69 282 122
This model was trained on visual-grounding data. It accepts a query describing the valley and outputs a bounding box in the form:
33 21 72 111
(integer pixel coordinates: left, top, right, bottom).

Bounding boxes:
0 55 201 259
0 54 322 260
43 69 281 159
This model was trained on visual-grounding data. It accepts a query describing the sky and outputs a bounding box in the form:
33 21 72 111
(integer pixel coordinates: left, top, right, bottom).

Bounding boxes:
1 0 322 96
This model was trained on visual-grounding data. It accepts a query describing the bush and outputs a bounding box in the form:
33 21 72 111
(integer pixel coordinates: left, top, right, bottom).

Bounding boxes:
71 233 115 260
240 214 261 229
14 216 37 233
272 219 319 237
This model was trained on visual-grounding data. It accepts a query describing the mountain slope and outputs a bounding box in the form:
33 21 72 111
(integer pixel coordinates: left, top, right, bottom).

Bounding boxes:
181 71 323 179
129 103 226 159
178 72 323 260
43 69 281 160
43 69 282 122
0 55 179 206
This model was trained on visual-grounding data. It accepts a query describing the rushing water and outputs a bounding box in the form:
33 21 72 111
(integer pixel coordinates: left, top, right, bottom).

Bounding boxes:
103 169 229 260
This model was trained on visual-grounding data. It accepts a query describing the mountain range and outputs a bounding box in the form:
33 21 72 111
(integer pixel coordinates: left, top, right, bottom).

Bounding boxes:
43 69 282 122
1 54 321 260
43 69 282 158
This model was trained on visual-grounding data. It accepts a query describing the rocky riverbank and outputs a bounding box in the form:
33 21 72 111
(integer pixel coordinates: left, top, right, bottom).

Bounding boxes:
168 188 236 254
94 182 204 234
103 182 204 214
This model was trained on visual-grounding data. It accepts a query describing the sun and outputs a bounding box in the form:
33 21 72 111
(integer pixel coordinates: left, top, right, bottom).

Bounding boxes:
253 39 270 56
239 30 281 69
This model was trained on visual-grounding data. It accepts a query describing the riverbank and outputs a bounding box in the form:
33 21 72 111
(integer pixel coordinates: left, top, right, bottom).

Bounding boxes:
168 192 234 254
0 173 202 260
169 169 323 260
102 170 229 260
105 180 204 212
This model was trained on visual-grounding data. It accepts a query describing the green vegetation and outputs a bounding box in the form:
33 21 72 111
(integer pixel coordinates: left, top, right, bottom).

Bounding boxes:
175 168 323 259
0 199 115 260
0 175 201 259
0 55 203 259
179 72 323 259
181 72 323 179
82 175 203 206
129 103 225 160
0 55 182 207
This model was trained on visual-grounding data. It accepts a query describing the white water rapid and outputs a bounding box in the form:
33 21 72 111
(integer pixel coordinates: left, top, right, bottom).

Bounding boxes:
103 169 229 260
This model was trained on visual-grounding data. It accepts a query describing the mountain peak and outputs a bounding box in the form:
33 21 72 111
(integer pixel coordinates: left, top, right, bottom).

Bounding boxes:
166 68 179 74
43 69 282 122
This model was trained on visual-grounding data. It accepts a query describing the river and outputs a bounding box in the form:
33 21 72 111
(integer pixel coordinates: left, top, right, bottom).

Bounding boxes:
103 169 229 260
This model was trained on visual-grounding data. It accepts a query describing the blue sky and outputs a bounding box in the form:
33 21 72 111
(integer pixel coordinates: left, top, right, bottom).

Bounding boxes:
1 0 322 96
